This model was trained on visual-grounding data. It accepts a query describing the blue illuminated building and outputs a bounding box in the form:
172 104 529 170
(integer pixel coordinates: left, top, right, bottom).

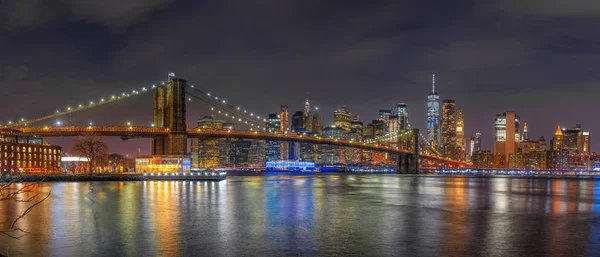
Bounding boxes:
266 160 316 171
427 74 440 145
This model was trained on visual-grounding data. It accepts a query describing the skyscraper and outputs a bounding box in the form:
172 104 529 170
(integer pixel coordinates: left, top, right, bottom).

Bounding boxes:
475 132 482 151
522 122 529 141
456 109 466 161
191 116 223 169
469 137 475 160
279 106 290 160
311 109 322 135
265 113 281 161
303 100 312 132
291 111 304 133
427 74 440 146
494 112 520 167
396 103 409 130
441 100 456 158
333 107 352 131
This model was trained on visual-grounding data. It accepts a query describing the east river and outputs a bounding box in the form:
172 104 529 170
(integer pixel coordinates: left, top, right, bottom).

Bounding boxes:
2 175 600 256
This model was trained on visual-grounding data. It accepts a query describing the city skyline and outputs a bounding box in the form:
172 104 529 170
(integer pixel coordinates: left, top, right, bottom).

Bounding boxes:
1 1 599 156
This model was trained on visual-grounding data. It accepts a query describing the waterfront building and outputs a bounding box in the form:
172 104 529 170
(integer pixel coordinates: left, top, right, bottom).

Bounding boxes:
456 109 466 161
472 150 494 168
441 99 456 159
494 112 520 168
229 140 251 167
396 103 409 130
334 107 352 131
322 126 347 164
265 113 281 161
265 160 316 171
427 74 440 146
0 132 61 173
135 155 191 173
280 106 290 159
551 124 591 169
248 140 266 167
191 116 224 169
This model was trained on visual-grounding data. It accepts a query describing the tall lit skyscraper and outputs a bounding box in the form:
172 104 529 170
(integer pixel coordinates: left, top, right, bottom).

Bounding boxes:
265 113 281 161
396 103 409 130
494 112 520 167
333 107 352 131
441 100 456 158
427 74 440 145
303 100 312 132
469 137 475 159
279 106 290 159
522 122 529 141
456 109 466 161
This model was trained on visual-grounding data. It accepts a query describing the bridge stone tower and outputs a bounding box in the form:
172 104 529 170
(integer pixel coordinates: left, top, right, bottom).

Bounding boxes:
152 77 187 155
398 128 419 174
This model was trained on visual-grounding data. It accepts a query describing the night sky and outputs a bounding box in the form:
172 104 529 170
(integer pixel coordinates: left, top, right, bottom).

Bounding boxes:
1 0 599 156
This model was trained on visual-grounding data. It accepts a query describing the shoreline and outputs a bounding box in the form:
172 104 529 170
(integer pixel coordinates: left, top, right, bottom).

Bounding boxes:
4 172 600 183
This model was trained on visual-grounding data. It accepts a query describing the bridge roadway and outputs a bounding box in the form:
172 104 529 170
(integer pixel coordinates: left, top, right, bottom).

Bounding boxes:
6 126 467 166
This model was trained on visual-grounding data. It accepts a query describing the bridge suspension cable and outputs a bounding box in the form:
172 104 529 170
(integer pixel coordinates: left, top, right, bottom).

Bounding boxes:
186 86 267 123
185 91 265 130
1 85 155 129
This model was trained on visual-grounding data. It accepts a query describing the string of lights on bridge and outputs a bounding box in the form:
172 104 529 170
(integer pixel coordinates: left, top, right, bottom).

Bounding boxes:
186 86 268 130
0 84 156 129
185 90 265 131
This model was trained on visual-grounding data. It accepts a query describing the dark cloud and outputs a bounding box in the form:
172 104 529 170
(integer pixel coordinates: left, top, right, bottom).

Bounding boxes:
1 0 172 29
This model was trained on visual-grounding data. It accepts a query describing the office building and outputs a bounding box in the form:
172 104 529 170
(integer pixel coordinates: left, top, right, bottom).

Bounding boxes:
455 109 466 161
279 105 290 160
396 103 409 130
291 111 304 133
303 100 312 132
0 133 61 173
441 99 456 159
334 107 352 131
474 132 482 151
191 116 224 169
265 113 281 161
427 74 440 145
494 112 520 167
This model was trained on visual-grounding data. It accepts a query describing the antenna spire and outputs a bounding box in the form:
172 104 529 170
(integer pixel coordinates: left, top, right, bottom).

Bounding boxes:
432 73 435 93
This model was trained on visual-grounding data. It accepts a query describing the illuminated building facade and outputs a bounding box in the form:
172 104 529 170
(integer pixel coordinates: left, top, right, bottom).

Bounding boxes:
303 100 312 132
0 133 61 173
334 107 352 131
472 150 494 168
387 115 399 143
135 155 191 173
455 109 466 161
279 105 290 160
427 74 440 145
551 124 591 169
396 103 409 130
441 99 456 158
494 112 520 168
350 116 363 142
191 116 224 169
265 113 281 161
266 160 316 171
469 137 475 160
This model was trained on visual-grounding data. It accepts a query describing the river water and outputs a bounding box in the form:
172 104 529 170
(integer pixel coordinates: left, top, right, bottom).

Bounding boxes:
1 175 600 256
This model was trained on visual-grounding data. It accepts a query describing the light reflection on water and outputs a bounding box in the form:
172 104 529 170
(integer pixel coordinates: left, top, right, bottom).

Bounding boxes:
1 175 600 256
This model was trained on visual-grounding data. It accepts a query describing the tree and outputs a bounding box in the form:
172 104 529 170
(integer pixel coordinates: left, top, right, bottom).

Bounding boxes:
71 135 108 175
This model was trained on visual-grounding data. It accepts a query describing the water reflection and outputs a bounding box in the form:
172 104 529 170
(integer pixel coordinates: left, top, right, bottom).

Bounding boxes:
2 176 600 256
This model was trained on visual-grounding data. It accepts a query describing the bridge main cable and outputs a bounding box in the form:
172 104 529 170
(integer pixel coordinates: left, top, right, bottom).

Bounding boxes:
2 85 154 129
